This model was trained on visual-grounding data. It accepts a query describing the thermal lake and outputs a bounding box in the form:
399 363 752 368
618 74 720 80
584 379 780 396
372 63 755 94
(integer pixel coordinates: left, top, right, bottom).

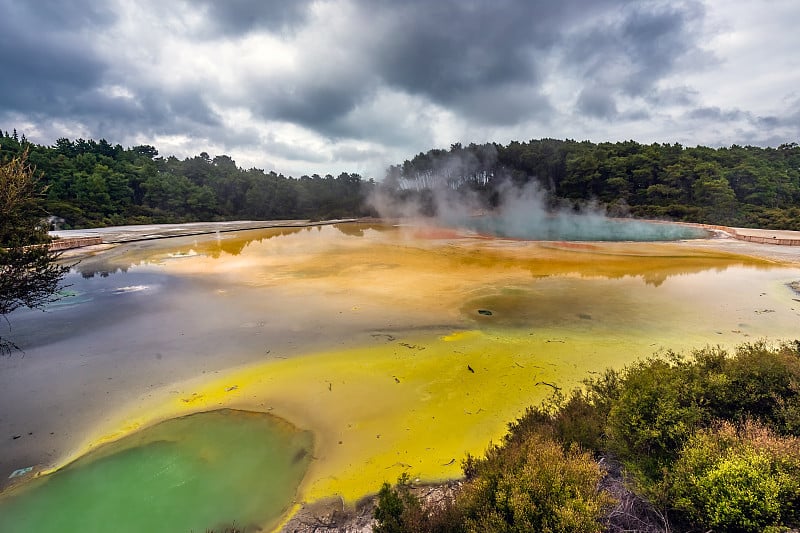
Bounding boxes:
1 221 799 531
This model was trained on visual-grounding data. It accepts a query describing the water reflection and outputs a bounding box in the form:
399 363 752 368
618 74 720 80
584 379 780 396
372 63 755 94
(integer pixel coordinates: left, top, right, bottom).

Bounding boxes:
69 223 777 287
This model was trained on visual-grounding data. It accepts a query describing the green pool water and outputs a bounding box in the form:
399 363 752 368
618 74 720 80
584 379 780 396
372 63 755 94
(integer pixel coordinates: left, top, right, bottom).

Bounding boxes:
0 409 313 533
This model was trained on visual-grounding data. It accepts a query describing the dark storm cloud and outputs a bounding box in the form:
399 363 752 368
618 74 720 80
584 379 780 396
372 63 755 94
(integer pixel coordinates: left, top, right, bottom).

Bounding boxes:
0 1 113 114
367 0 619 125
265 0 707 130
3 0 796 175
577 87 618 119
687 106 748 122
265 84 363 126
0 0 712 137
192 0 313 34
618 2 705 95
0 0 225 145
565 1 707 109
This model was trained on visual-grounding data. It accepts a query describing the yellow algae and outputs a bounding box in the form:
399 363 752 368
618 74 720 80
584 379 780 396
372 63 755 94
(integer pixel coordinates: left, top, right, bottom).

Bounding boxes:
441 330 482 342
54 310 797 508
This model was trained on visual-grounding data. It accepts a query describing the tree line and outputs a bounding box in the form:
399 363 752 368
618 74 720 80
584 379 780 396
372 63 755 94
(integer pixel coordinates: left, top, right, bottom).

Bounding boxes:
2 129 799 229
386 139 800 229
0 129 374 228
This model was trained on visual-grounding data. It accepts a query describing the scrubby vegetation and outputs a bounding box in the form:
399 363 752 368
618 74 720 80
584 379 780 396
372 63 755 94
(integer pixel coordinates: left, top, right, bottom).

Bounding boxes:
375 341 800 532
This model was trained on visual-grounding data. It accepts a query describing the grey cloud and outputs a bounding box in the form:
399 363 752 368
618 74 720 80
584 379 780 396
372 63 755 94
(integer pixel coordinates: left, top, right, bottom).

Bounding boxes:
263 84 364 127
364 0 706 126
323 102 438 151
577 87 618 119
366 0 623 125
566 2 707 102
645 86 699 107
453 83 554 125
331 145 385 163
0 1 112 115
192 0 313 35
687 106 748 121
2 0 797 177
618 2 705 95
620 108 651 121
678 101 800 148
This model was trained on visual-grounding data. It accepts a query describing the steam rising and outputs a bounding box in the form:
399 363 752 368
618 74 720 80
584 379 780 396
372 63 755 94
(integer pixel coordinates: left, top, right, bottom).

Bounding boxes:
370 156 708 242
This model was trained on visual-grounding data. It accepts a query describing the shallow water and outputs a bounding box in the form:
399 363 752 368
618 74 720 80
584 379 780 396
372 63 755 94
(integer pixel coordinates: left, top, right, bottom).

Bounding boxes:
0 409 312 533
1 222 799 526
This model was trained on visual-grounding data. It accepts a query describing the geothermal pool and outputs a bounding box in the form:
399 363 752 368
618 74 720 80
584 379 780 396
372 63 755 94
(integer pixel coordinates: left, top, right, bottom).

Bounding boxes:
1 222 799 531
0 410 312 532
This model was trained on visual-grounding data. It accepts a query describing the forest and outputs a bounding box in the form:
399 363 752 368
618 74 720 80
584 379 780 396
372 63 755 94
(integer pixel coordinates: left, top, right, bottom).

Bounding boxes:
0 130 372 228
1 129 799 230
387 139 800 229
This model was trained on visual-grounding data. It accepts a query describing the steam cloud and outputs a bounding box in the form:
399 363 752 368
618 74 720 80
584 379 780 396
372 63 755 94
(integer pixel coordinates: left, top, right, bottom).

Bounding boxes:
368 155 708 242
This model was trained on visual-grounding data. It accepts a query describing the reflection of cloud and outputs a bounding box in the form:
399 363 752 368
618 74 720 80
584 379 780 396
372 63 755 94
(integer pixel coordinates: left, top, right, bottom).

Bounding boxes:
112 285 150 294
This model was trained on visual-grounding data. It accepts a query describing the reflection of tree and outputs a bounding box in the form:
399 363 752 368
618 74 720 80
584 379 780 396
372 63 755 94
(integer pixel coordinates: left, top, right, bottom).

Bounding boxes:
72 226 309 276
201 227 304 258
334 224 364 237
333 222 391 237
78 265 130 279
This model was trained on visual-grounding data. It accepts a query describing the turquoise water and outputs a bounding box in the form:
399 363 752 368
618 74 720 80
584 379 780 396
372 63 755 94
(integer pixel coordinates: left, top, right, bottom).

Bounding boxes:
0 410 313 533
460 213 709 241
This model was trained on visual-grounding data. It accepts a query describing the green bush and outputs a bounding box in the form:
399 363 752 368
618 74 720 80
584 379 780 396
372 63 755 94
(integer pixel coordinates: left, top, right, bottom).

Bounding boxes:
712 342 800 431
374 473 464 533
604 342 800 482
506 368 621 455
375 473 425 533
605 354 707 481
667 421 800 532
455 432 613 533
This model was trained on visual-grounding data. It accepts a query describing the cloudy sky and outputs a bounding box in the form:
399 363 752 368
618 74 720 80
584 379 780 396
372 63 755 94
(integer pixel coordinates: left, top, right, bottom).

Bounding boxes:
2 0 798 178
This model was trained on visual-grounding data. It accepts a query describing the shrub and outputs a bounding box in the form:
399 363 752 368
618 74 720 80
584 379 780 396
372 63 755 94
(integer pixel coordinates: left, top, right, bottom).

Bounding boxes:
506 368 621 455
605 354 707 481
455 432 614 533
667 421 800 532
374 473 425 533
713 342 800 431
604 342 800 483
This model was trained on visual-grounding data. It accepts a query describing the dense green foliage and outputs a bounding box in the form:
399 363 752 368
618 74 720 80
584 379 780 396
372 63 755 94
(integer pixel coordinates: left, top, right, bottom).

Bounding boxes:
0 149 69 353
387 139 800 228
3 129 800 229
376 342 800 532
456 434 612 532
0 130 373 228
375 437 611 533
668 422 800 532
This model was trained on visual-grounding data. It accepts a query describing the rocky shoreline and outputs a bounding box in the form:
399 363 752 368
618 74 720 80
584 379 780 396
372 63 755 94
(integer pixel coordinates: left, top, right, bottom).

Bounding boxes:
280 481 463 533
